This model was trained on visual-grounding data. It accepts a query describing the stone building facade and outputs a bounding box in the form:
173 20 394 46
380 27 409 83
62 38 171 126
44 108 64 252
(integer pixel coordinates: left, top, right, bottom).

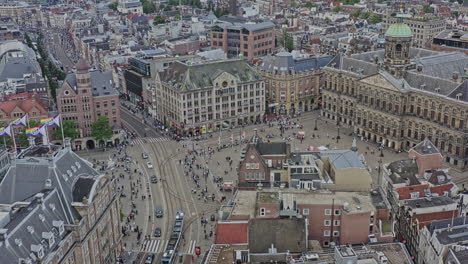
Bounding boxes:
57 58 121 150
383 15 446 48
255 51 332 115
155 59 265 135
321 20 468 170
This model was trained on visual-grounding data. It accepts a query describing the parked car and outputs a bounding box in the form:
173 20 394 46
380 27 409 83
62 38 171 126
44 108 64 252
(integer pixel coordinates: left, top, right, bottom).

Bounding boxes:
147 162 153 169
155 208 163 218
154 227 161 237
151 176 158 184
142 153 149 159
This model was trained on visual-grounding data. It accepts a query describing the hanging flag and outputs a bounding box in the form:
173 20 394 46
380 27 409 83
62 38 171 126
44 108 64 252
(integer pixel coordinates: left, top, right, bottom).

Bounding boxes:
40 115 61 127
10 114 28 127
0 125 11 137
26 126 46 137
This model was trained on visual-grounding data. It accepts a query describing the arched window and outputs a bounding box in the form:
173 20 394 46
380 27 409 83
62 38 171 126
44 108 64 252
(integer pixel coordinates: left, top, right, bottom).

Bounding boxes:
395 44 402 57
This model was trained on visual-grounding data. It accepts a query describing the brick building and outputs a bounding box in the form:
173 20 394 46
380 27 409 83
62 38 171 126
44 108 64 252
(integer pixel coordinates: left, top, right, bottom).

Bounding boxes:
57 58 121 150
210 21 275 61
0 93 48 124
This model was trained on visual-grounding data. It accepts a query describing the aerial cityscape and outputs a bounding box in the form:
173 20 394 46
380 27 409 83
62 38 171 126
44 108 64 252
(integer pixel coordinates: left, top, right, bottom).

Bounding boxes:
0 0 466 263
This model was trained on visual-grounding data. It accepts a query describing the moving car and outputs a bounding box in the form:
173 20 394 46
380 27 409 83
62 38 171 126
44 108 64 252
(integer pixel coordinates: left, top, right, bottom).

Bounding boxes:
142 153 149 159
151 176 158 184
155 207 163 218
145 254 154 264
154 227 161 237
147 162 153 169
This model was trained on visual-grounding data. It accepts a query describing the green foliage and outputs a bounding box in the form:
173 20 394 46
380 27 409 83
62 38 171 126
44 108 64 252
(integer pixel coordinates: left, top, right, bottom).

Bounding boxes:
153 16 166 25
337 0 359 4
303 2 316 8
54 120 80 141
91 116 113 143
34 34 66 103
370 14 381 24
17 120 41 147
422 5 434 13
214 7 229 18
333 6 342 13
141 0 156 14
175 14 181 20
108 2 118 11
24 33 34 50
350 10 361 18
360 11 370 19
281 30 294 52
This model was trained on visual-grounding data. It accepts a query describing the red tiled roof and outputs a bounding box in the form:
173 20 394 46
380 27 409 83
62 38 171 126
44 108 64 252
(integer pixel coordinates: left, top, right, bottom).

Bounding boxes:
215 222 248 244
396 183 454 200
0 98 47 116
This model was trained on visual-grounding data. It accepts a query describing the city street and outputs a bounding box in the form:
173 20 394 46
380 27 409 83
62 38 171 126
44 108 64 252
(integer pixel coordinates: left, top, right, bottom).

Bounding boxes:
80 107 467 264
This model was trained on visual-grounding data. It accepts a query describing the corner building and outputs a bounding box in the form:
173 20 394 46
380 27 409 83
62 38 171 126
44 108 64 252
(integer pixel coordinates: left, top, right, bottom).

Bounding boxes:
321 18 468 170
156 60 265 135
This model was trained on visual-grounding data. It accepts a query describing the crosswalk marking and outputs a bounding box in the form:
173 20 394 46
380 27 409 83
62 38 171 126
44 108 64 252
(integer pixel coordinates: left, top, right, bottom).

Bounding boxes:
131 137 170 145
140 239 167 253
187 240 197 255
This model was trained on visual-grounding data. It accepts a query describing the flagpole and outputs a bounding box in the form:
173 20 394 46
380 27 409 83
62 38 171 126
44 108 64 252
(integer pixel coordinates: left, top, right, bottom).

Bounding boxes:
45 125 51 151
11 128 17 153
59 115 65 144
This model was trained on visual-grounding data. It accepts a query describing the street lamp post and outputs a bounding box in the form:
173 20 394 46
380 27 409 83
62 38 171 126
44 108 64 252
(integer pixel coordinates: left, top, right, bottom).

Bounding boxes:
380 146 384 157
336 127 340 143
314 119 318 131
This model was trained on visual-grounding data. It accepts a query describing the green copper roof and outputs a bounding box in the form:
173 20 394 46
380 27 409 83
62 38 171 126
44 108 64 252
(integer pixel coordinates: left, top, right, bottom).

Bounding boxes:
385 23 413 38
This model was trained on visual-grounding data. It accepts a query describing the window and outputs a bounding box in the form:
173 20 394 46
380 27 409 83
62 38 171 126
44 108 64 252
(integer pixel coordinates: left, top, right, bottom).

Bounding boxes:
324 220 331 226
325 209 332 215
410 192 419 199
303 209 309 215
334 209 341 216
324 230 331 237
334 220 340 226
260 208 265 216
333 231 340 237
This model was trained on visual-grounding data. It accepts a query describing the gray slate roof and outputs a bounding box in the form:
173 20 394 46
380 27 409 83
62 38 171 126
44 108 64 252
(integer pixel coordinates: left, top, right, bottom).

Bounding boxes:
259 52 332 73
159 60 262 91
319 150 365 169
0 54 41 82
61 71 118 97
248 218 307 254
255 142 289 156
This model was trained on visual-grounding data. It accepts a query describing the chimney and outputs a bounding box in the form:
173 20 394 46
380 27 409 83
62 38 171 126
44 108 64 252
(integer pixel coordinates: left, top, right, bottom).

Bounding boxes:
35 193 44 204
0 229 7 241
452 71 459 82
417 64 422 72
44 179 52 189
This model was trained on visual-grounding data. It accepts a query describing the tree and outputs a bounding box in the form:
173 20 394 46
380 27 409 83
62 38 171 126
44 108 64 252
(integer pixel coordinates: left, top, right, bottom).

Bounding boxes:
360 11 370 19
17 120 41 148
108 2 118 11
281 30 294 52
91 116 113 144
141 0 156 14
54 120 80 141
350 10 361 18
422 5 434 13
303 2 316 8
153 16 166 25
214 7 229 18
333 6 342 13
370 14 381 24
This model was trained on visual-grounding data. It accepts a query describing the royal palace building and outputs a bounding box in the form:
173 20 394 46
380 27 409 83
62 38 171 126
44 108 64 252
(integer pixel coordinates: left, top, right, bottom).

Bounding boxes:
321 17 468 170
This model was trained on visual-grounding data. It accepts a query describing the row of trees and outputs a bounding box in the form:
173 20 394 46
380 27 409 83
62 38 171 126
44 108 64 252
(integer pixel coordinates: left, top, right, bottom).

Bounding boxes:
1 116 113 148
350 10 382 24
24 33 66 102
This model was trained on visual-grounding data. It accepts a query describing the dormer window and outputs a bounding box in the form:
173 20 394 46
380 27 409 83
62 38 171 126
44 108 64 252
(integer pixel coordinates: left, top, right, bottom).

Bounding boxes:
53 220 65 235
27 226 34 234
62 174 68 181
410 192 419 199
31 244 44 259
75 162 81 169
67 170 72 177
15 238 22 247
71 165 77 173
38 214 45 222
42 232 55 248
49 203 56 211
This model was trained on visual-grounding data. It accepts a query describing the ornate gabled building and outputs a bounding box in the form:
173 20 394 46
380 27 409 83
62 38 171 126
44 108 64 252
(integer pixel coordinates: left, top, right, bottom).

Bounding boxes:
0 140 122 264
321 18 468 170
